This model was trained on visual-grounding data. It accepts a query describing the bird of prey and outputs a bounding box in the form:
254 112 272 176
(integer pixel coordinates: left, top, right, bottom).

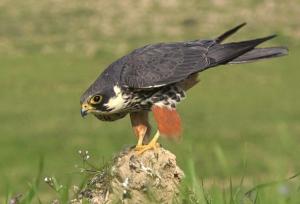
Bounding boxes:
80 23 288 154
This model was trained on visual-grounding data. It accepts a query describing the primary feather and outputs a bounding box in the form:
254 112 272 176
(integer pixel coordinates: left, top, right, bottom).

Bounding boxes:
80 23 288 122
119 29 287 89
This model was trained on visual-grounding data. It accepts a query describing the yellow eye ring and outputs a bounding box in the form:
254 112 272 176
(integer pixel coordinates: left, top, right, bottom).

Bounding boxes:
90 95 102 104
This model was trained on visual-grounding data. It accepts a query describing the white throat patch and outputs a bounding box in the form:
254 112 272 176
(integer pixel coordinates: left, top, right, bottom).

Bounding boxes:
104 85 127 113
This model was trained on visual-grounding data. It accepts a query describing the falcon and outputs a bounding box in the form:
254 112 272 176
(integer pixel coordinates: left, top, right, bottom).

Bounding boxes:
80 23 288 154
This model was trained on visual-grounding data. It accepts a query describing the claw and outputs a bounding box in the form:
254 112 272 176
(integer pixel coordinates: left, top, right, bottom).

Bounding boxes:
135 142 160 155
134 131 160 155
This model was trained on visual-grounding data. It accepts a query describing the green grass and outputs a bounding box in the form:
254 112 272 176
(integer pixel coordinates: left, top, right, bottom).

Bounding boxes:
1 0 300 203
1 50 300 203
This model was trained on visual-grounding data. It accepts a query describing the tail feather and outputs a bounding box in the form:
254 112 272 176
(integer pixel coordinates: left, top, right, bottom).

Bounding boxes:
204 23 288 67
229 47 288 64
208 35 277 65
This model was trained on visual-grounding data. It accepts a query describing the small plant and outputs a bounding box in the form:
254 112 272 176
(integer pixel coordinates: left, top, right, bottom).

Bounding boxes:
43 149 99 203
6 158 44 204
75 149 100 174
44 176 69 203
6 149 300 204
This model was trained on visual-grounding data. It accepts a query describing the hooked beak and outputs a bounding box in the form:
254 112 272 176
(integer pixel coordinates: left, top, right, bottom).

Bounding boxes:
81 103 91 118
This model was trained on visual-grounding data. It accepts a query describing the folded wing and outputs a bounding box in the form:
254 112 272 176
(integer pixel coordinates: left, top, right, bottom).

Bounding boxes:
120 24 287 89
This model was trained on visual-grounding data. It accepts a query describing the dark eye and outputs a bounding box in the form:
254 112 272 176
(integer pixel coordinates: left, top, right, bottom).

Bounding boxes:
90 95 102 104
94 96 100 102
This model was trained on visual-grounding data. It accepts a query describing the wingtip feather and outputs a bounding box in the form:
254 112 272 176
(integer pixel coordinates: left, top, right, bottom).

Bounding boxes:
215 22 247 43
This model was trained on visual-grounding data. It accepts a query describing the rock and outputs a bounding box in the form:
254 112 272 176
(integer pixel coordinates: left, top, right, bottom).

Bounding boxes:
74 147 184 204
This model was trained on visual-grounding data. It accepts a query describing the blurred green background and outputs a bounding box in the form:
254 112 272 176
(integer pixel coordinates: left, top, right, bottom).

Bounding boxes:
1 0 300 202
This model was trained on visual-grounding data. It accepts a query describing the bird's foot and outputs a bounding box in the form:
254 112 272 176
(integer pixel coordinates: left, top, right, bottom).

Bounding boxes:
135 142 160 155
134 130 160 155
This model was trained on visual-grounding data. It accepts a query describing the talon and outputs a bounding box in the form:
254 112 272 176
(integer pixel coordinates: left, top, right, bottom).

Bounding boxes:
135 142 159 155
134 131 160 155
134 145 144 151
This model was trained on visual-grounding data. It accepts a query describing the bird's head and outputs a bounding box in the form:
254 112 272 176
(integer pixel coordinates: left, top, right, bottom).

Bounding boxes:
80 79 126 118
80 93 106 117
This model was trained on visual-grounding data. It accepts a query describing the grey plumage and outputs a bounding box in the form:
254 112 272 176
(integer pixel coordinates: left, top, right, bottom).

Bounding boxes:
118 25 287 89
229 47 288 64
80 23 288 121
215 22 247 43
80 23 289 154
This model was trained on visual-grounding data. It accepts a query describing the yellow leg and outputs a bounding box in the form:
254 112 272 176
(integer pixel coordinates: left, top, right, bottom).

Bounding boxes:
135 130 160 155
135 131 145 149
